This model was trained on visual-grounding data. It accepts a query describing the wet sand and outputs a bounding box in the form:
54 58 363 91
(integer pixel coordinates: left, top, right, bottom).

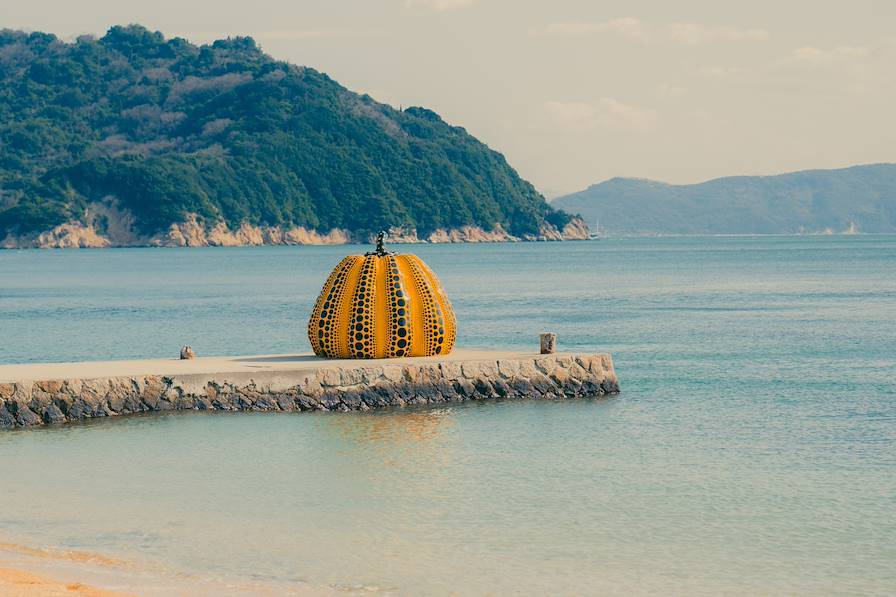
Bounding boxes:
0 542 133 597
0 539 354 595
0 568 130 596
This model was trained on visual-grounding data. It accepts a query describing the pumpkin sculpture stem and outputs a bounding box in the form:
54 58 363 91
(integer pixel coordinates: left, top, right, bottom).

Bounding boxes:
366 230 393 257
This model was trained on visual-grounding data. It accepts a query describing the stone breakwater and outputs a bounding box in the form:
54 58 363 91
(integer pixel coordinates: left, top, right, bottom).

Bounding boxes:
0 353 618 429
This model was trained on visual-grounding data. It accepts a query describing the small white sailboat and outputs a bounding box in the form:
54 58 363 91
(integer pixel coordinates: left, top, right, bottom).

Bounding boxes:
590 218 602 240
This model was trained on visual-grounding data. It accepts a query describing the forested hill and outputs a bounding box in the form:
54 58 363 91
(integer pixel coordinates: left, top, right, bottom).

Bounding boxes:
552 164 896 235
0 25 580 247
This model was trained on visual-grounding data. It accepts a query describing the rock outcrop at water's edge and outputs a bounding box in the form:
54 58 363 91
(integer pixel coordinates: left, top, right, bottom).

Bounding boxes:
0 354 618 429
1 209 590 248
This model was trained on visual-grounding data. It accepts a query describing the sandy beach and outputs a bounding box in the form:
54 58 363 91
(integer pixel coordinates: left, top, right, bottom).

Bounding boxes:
0 539 354 595
0 568 129 597
0 542 131 597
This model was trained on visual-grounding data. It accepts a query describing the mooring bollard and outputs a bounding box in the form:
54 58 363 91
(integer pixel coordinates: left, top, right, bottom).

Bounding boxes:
180 345 195 360
540 333 557 354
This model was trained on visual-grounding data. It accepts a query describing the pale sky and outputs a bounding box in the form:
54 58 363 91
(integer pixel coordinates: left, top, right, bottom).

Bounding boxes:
6 0 896 196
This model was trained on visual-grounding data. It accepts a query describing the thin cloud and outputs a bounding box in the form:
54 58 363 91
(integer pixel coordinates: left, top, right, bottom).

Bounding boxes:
668 23 769 44
254 29 338 40
405 0 478 10
541 18 769 45
175 29 338 43
763 44 876 93
792 45 870 62
543 17 646 41
698 43 879 95
545 98 657 133
698 66 743 79
658 83 687 98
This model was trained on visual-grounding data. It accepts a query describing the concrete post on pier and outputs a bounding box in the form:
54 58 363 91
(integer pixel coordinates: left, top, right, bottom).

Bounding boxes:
540 333 557 354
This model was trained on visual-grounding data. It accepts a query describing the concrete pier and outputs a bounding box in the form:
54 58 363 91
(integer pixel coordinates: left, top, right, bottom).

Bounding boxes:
0 350 619 429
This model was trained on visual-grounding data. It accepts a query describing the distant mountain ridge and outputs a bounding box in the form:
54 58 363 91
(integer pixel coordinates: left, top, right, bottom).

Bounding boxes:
0 25 583 248
553 164 896 235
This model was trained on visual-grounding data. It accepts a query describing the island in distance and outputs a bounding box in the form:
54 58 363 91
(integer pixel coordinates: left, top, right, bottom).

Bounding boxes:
0 25 586 249
553 163 896 236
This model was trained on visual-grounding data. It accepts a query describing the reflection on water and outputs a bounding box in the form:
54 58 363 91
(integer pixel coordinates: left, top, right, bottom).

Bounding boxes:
328 408 454 445
323 408 459 481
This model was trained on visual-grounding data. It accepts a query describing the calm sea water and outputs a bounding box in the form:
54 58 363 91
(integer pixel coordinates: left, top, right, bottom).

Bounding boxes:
0 236 894 595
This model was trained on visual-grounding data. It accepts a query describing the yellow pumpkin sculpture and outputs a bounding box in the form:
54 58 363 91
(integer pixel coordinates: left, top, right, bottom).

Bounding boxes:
308 232 457 359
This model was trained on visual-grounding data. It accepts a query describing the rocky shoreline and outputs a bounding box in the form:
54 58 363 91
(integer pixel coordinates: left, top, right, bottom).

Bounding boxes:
1 205 590 249
0 353 618 429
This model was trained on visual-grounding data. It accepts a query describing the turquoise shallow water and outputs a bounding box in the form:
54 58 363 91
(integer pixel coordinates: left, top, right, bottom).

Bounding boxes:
0 236 895 595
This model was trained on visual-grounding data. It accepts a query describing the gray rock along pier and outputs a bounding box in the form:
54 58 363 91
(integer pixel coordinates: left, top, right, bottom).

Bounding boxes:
0 350 619 429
